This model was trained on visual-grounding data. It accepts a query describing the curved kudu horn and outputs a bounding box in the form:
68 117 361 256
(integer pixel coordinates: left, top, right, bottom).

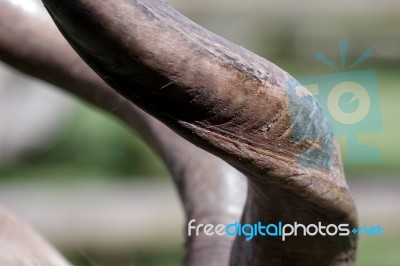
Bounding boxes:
41 0 358 265
1 0 358 264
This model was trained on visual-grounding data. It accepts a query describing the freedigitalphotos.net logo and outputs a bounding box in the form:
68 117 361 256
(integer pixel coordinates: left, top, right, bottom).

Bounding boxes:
188 219 383 241
287 39 382 167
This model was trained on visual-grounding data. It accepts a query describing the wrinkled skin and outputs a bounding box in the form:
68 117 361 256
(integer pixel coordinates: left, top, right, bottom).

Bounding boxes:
0 0 357 265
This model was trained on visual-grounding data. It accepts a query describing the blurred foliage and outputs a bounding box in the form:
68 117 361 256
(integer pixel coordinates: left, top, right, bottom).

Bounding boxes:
0 100 168 180
66 248 182 266
358 235 400 266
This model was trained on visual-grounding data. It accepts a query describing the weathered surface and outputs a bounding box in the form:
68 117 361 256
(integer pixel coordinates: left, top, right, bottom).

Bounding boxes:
40 0 357 264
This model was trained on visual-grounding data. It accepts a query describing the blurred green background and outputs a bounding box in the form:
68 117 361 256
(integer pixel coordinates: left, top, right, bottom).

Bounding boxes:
0 0 399 265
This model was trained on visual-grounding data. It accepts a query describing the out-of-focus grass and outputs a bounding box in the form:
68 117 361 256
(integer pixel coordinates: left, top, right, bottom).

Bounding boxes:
0 101 168 180
66 248 182 266
358 235 400 266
